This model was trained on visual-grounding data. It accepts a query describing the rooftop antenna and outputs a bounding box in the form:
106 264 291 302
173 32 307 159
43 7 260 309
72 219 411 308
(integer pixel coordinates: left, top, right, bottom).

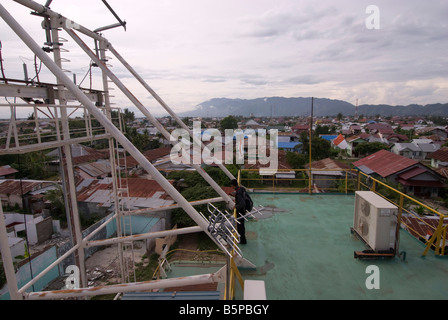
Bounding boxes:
355 98 359 120
94 0 127 33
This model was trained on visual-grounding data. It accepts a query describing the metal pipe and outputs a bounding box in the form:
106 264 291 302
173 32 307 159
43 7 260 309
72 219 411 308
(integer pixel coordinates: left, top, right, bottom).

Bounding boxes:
25 266 226 300
124 196 224 216
50 15 87 289
0 205 22 300
67 32 234 208
107 44 235 181
0 4 224 251
13 0 104 41
84 226 203 248
18 243 80 294
83 196 223 243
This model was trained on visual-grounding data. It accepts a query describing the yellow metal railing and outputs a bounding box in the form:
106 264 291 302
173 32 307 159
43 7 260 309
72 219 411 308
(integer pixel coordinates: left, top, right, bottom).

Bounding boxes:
239 168 358 194
225 170 245 300
152 248 226 280
239 168 448 257
223 167 448 298
356 171 447 256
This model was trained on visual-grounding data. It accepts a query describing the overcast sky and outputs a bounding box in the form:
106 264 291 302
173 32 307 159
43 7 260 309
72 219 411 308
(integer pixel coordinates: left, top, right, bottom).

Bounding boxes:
1 0 447 117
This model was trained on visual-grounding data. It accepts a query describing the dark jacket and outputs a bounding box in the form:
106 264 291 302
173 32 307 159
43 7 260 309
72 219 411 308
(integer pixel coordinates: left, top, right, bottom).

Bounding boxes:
234 186 246 214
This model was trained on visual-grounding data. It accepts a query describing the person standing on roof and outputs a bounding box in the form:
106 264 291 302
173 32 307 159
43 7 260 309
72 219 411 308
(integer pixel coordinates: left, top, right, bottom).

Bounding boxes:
231 179 247 244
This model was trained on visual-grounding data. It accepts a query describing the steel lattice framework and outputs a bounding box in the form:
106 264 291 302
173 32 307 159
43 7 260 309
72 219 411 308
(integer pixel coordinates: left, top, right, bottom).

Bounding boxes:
0 0 250 300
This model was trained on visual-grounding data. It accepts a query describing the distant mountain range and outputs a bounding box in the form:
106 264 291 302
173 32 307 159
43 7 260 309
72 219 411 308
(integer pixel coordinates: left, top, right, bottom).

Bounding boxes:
177 97 448 118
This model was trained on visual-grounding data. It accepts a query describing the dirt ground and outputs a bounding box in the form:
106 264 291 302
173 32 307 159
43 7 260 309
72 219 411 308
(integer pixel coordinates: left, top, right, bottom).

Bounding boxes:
42 232 225 292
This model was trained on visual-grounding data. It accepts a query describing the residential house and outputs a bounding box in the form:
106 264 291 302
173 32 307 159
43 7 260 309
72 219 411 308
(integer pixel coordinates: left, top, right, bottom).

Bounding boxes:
305 158 352 190
416 127 448 140
390 142 440 160
278 142 301 152
76 160 112 179
0 165 18 179
428 147 448 169
320 135 338 144
76 177 175 220
291 124 309 136
346 135 368 157
0 179 57 211
278 132 300 143
244 149 295 184
332 134 348 150
367 123 394 136
386 133 409 144
353 149 446 198
46 144 108 172
3 212 54 246
243 119 265 130
350 124 362 135
365 133 389 145
124 147 173 175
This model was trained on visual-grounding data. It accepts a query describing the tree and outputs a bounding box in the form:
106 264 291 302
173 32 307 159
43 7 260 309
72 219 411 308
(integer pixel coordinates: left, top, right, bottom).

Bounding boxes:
45 185 66 222
220 116 238 131
336 112 343 121
123 108 135 124
299 133 337 161
354 142 389 156
286 151 307 168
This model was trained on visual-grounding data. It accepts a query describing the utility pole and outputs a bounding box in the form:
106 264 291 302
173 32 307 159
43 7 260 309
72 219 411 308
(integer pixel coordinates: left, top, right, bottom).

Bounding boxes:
309 97 313 195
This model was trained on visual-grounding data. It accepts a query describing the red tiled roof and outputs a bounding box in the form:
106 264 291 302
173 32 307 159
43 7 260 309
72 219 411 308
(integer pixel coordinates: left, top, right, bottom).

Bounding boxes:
332 134 345 146
353 150 417 177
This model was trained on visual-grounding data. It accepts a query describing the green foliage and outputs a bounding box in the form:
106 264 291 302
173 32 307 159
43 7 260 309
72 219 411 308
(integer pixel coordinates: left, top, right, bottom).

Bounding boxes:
167 166 233 227
171 185 222 227
219 115 238 131
354 142 389 156
2 152 55 180
285 151 307 168
125 127 150 152
45 185 66 222
0 261 5 289
299 133 338 161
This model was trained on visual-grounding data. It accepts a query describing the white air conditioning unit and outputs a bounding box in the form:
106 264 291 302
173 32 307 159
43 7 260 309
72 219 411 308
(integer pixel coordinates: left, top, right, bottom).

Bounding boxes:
353 191 398 252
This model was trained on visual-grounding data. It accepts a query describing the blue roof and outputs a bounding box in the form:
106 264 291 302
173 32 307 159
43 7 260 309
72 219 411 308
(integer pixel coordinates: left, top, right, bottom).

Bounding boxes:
320 135 338 141
278 142 301 149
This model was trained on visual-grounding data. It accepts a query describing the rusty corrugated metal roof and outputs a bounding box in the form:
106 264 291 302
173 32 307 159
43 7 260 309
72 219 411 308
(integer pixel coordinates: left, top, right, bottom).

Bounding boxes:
0 165 18 176
353 149 417 177
0 179 54 196
125 147 172 168
428 147 448 162
76 177 174 204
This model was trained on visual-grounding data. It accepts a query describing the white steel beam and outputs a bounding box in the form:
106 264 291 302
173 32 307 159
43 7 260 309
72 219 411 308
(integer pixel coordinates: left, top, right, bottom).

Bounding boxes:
63 27 235 209
24 266 226 300
49 14 87 289
108 44 236 181
0 2 227 254
0 205 22 300
84 226 203 248
13 0 104 42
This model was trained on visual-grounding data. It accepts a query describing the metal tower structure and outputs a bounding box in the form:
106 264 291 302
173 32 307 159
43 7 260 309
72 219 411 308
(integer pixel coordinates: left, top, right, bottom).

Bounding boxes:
0 0 246 300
